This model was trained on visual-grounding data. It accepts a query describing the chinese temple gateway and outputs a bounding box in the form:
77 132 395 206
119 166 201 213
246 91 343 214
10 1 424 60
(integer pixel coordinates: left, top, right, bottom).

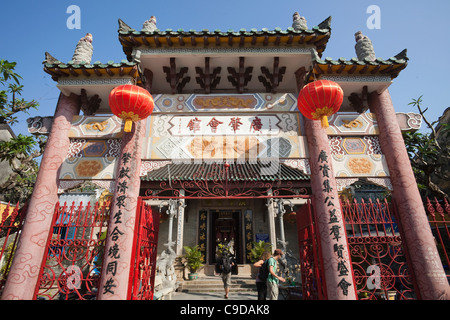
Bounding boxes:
2 13 449 300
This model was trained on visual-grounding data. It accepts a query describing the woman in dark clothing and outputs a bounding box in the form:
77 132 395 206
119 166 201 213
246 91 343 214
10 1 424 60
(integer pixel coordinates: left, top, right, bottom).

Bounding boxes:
253 251 271 300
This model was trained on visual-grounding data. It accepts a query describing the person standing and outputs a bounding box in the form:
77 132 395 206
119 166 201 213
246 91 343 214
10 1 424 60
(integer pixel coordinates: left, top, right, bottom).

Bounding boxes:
253 251 271 300
217 247 235 299
267 249 285 300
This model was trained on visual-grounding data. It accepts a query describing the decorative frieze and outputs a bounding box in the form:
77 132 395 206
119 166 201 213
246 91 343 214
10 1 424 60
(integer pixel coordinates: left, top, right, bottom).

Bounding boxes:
328 136 381 155
59 157 117 180
69 115 123 138
140 160 172 176
153 93 297 113
327 112 422 135
138 46 311 56
27 116 54 136
67 138 121 158
142 135 307 160
282 158 311 174
332 154 389 177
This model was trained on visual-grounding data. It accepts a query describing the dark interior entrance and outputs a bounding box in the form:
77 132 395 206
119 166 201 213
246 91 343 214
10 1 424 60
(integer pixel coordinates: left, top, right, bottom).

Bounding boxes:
209 209 241 274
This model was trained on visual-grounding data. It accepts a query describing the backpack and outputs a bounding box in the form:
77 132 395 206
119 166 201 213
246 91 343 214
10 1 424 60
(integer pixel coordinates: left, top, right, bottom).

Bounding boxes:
258 259 269 282
222 255 232 274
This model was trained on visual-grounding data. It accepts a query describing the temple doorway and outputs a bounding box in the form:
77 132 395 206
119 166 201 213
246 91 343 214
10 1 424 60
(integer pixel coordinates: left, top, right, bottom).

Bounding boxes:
209 209 242 274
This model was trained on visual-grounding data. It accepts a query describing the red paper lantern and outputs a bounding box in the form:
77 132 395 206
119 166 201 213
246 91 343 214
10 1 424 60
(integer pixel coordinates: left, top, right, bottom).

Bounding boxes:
109 84 154 132
297 80 344 128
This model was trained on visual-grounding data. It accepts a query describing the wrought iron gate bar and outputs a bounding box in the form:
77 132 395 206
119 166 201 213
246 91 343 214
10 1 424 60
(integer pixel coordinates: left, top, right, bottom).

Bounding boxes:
424 197 450 283
140 195 310 200
341 198 416 300
128 199 160 300
0 202 25 295
34 201 110 300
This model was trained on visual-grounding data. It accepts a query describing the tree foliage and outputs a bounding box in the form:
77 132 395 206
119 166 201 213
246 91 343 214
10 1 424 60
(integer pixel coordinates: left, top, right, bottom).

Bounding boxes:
0 59 45 204
403 96 450 200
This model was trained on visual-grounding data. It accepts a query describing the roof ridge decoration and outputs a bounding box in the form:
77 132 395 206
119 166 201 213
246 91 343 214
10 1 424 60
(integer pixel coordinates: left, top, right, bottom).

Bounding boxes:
117 14 332 59
72 33 94 64
118 15 332 36
42 32 139 82
309 31 408 81
354 31 376 61
43 33 94 66
292 12 308 31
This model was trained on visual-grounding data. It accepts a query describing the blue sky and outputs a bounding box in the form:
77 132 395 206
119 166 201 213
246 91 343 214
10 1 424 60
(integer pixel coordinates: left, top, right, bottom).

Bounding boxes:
1 0 449 137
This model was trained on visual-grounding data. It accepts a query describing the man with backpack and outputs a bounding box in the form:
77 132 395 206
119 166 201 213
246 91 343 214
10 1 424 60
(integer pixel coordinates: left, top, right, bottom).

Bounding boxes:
217 248 235 299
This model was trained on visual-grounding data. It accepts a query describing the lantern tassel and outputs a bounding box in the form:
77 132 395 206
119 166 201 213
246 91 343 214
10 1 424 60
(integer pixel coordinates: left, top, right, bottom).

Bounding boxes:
321 116 329 128
124 119 133 132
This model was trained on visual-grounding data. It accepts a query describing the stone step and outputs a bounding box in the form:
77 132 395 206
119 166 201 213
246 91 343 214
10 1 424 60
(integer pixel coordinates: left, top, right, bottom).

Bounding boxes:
178 276 257 293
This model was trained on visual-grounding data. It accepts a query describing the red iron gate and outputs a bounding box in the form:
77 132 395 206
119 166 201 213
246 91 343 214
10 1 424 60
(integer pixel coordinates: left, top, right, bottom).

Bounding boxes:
341 198 417 300
296 197 419 300
296 199 326 300
128 198 160 300
0 202 26 296
34 201 109 300
425 197 450 283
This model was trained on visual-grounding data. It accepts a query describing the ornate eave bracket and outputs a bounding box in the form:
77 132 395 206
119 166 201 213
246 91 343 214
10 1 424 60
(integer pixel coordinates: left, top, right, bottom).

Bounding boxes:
80 88 101 115
348 85 369 113
195 57 221 93
163 57 191 93
258 57 286 93
227 57 253 93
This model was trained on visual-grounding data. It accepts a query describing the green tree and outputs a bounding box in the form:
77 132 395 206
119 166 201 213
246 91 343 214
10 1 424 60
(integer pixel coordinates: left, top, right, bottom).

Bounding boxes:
0 59 45 205
403 96 450 200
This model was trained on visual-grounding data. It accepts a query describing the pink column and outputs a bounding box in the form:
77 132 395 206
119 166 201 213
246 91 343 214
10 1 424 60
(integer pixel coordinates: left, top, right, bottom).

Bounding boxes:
304 118 357 300
97 119 145 300
370 90 450 300
1 93 80 300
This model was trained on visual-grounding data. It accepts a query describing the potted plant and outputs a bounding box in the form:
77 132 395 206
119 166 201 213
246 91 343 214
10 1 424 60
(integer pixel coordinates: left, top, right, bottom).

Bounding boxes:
183 245 204 280
249 240 271 278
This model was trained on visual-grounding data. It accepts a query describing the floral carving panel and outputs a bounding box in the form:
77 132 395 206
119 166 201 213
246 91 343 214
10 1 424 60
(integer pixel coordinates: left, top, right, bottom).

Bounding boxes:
59 157 117 180
332 154 389 177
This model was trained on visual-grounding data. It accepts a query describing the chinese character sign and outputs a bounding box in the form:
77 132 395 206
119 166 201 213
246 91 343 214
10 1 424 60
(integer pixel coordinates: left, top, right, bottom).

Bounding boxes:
171 115 281 135
102 151 133 296
317 149 353 297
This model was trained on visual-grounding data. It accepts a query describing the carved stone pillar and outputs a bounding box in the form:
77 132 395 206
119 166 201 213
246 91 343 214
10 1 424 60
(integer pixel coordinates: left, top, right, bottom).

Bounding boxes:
176 190 186 256
369 90 450 300
2 93 80 300
304 118 357 300
266 190 277 251
97 119 146 300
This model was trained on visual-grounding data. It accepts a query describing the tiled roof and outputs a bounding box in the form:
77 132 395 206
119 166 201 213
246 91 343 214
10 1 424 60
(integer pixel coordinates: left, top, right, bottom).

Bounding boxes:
141 161 309 182
43 59 136 69
118 17 332 59
310 48 408 80
43 58 139 81
119 25 331 37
